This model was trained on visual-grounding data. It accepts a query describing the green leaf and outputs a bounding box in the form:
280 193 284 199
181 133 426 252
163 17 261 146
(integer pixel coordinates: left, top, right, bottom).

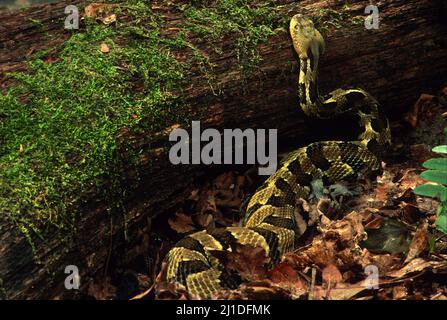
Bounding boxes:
435 205 447 235
422 158 447 170
433 145 447 154
414 184 447 201
420 170 447 185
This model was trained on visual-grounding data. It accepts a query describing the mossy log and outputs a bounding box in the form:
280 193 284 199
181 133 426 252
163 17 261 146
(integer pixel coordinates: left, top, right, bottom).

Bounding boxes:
0 0 446 299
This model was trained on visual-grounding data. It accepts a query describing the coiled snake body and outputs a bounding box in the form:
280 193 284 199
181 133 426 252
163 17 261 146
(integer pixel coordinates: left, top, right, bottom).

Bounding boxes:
163 14 391 299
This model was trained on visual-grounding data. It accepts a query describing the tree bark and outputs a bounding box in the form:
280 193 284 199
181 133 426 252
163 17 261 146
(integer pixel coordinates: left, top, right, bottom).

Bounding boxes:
0 0 446 299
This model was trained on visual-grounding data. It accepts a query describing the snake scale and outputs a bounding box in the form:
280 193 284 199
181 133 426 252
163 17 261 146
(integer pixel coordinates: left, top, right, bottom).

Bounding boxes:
162 14 391 299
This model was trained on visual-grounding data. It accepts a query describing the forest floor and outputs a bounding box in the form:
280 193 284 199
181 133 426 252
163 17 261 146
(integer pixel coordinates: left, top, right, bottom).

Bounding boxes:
1 0 446 300
83 88 447 300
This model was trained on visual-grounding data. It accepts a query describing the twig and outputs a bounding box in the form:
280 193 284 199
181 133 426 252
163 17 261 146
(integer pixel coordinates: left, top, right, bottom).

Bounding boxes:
130 284 155 300
308 267 316 300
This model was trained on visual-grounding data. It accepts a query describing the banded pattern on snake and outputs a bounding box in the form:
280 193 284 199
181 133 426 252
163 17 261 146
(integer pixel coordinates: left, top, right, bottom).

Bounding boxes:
162 14 391 299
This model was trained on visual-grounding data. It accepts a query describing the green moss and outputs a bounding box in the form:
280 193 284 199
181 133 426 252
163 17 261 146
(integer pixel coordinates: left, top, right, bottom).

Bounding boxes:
0 0 285 243
312 3 365 35
1 1 186 238
29 18 44 32
177 0 285 78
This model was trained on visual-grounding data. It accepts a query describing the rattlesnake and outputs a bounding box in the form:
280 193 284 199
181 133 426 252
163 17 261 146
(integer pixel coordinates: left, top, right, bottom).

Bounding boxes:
161 14 391 299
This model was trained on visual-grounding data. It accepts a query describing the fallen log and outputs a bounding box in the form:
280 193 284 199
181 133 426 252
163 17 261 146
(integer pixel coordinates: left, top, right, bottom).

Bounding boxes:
0 0 446 299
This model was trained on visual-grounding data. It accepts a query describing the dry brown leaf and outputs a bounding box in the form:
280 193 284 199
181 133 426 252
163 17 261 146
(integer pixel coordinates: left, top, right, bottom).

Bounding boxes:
196 189 217 215
213 172 246 208
281 251 312 269
364 215 383 230
155 282 190 300
268 262 307 293
317 198 337 219
311 285 327 300
84 3 119 23
292 212 368 270
193 212 214 229
167 212 195 234
304 239 338 267
325 211 366 245
322 264 343 288
404 221 428 263
154 262 190 300
100 43 109 53
375 171 394 203
102 13 117 25
387 258 445 278
213 172 234 190
188 188 200 201
268 263 299 283
215 281 293 300
404 93 435 128
360 208 379 222
375 183 391 203
362 252 402 272
431 293 447 300
392 285 407 299
210 243 269 282
87 276 117 300
398 169 427 190
84 3 102 18
325 281 367 300
239 282 294 299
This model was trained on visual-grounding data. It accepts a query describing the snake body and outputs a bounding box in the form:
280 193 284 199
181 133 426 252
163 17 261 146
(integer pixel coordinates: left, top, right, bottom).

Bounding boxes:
163 15 391 299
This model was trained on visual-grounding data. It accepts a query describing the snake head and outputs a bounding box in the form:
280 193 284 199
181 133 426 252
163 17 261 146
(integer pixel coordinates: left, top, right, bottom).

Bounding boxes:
289 14 325 60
